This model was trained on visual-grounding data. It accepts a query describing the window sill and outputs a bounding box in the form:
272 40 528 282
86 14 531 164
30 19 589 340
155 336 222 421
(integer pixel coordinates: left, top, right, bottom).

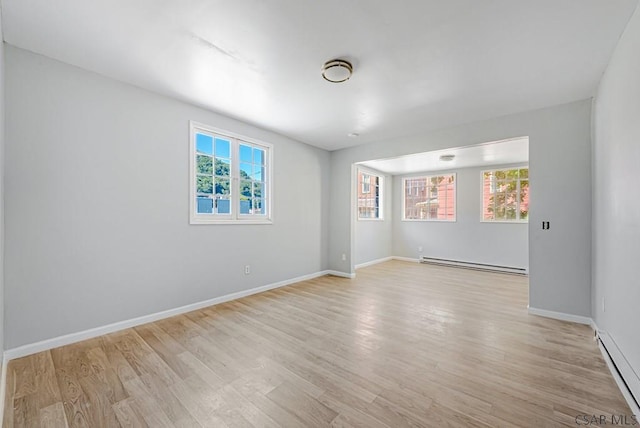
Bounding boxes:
401 219 457 223
190 218 273 225
480 220 528 224
357 218 384 222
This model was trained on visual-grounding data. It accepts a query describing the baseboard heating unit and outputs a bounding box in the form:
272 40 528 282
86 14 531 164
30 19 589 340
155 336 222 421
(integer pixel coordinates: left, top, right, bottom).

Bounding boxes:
596 330 640 415
419 256 527 275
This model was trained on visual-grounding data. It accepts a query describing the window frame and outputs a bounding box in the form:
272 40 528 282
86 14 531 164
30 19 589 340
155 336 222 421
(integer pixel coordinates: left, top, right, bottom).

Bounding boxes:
189 121 273 225
480 165 529 223
401 173 457 222
356 167 384 221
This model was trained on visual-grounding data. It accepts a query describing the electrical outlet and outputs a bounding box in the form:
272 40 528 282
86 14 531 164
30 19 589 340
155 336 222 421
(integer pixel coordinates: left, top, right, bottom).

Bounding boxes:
244 265 250 275
418 246 423 252
341 253 346 261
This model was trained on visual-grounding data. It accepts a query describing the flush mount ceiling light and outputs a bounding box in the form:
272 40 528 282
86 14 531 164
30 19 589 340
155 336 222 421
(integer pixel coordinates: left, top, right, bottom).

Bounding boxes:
321 59 353 83
347 132 359 138
439 154 455 162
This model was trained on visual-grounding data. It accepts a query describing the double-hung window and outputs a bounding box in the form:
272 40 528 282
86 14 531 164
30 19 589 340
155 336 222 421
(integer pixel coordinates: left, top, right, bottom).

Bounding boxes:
190 122 272 224
357 169 383 220
403 174 456 221
482 167 529 222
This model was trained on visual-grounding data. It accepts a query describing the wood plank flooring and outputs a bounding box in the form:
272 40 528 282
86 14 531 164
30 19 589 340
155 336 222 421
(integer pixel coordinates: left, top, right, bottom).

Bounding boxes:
2 261 632 427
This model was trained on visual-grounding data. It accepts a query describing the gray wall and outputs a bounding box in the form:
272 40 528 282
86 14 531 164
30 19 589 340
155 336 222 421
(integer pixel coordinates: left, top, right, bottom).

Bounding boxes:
393 165 528 270
0 22 5 354
4 46 330 349
354 166 392 266
592 4 640 393
329 99 592 317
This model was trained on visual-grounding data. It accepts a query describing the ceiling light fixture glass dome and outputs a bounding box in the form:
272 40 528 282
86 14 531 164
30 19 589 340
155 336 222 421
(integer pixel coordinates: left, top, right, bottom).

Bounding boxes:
322 59 353 83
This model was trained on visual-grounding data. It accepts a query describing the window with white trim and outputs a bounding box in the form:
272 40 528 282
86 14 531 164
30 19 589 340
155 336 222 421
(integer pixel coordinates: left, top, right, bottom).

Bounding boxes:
357 170 383 219
190 122 272 224
403 174 456 221
482 167 529 221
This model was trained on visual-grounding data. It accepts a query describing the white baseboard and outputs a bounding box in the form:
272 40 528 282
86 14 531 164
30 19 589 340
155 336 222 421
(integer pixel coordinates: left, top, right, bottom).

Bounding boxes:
325 270 356 279
527 306 593 325
392 256 420 263
594 325 640 415
0 358 7 424
354 257 393 270
3 270 333 361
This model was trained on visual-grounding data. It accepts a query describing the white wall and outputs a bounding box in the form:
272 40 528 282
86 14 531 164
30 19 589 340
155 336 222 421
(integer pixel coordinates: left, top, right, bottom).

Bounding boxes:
329 99 592 317
592 4 640 401
0 15 5 355
4 46 330 349
393 165 528 269
354 166 392 267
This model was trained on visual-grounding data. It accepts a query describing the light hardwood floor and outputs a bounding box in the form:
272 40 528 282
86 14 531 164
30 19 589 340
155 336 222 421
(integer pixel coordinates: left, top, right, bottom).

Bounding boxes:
2 261 631 427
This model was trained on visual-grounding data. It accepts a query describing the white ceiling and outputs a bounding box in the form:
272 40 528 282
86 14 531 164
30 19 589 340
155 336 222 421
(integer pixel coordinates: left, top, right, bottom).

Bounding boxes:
359 137 529 175
1 1 637 151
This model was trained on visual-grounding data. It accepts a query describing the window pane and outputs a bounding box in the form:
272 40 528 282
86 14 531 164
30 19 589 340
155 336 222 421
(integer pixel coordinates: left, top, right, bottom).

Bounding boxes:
254 181 263 198
196 134 213 155
506 197 518 219
216 197 231 214
361 174 371 194
254 148 264 165
240 199 251 214
197 196 213 214
491 192 505 220
358 171 383 219
197 155 213 174
215 158 230 176
240 180 252 198
240 144 252 162
253 198 264 214
197 175 213 194
215 138 230 158
215 178 230 195
240 162 252 179
520 180 530 219
253 166 264 181
519 168 528 179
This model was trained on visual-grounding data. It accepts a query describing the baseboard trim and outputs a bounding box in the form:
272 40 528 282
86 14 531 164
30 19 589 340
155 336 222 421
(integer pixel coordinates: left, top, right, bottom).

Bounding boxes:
354 257 393 270
0 357 7 425
325 270 356 279
527 306 593 325
594 326 640 416
392 256 420 263
4 270 333 361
